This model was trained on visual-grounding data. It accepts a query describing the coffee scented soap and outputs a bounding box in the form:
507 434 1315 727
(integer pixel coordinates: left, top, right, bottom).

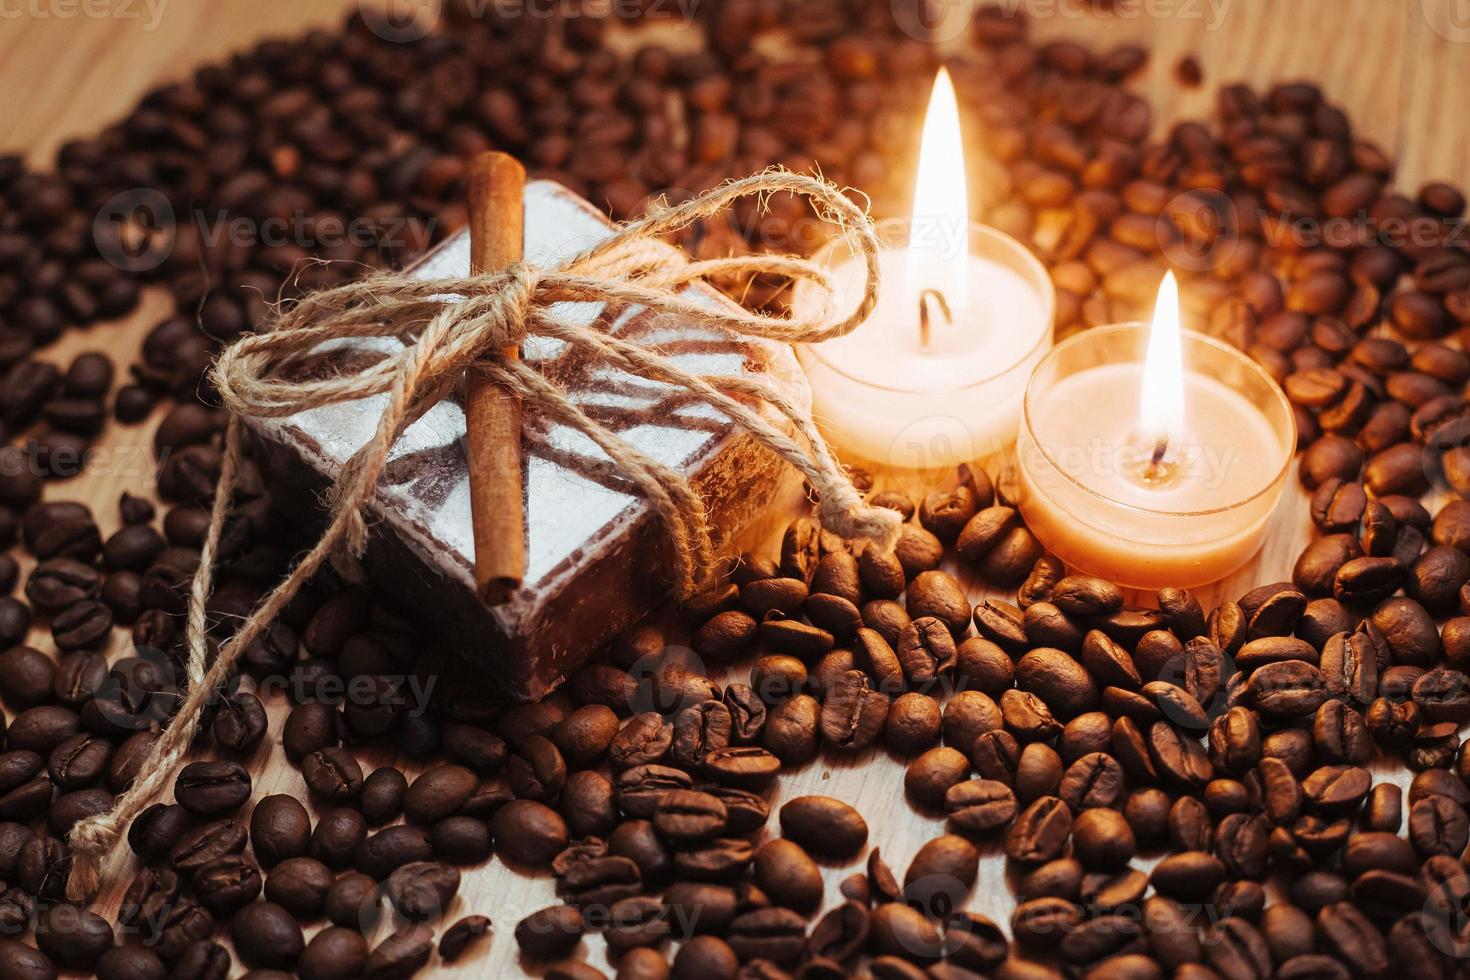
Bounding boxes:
247 180 809 700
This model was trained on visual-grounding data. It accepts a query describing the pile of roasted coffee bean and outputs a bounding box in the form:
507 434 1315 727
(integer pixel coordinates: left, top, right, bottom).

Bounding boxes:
0 0 1469 977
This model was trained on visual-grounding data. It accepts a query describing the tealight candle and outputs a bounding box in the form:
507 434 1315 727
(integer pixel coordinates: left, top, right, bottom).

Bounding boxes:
796 69 1054 469
1016 273 1295 590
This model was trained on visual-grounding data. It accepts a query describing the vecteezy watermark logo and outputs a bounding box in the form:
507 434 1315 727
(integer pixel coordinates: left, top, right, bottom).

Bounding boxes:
993 0 1232 28
1049 438 1246 491
358 0 439 43
93 188 175 273
890 0 976 42
0 0 168 29
466 0 700 21
1424 0 1470 43
95 193 435 273
1158 189 1242 274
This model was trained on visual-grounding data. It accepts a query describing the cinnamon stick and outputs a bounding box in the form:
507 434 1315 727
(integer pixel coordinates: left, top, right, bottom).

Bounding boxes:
464 151 526 605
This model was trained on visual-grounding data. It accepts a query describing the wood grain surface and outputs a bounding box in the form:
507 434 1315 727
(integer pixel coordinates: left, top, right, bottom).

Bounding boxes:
2 1 1469 976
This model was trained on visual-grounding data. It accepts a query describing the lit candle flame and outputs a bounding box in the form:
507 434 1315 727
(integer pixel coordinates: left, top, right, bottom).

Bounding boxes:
908 67 970 312
1139 270 1186 456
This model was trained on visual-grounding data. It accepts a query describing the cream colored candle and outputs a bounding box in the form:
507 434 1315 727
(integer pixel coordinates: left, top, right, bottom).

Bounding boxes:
796 68 1053 469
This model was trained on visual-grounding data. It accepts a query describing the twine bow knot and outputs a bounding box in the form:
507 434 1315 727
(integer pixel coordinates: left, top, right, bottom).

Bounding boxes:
65 169 901 900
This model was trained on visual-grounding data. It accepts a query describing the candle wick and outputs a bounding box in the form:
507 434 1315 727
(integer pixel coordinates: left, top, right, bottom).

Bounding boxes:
917 288 952 350
1150 437 1168 467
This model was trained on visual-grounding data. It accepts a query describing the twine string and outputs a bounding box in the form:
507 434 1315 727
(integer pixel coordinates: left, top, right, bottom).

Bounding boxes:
65 169 901 900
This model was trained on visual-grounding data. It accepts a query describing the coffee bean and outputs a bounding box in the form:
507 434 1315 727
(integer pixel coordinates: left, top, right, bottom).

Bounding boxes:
25 558 100 613
726 906 807 965
0 939 57 980
353 825 433 880
359 767 407 826
382 860 459 921
193 854 263 918
885 692 941 755
1316 902 1388 977
906 572 970 636
95 945 166 980
302 747 364 803
365 924 434 980
819 671 887 750
174 760 250 816
311 808 368 869
264 855 335 919
694 610 758 662
0 600 28 648
903 833 979 916
763 694 820 765
283 702 341 762
778 795 867 859
754 838 822 913
515 905 584 960
901 746 967 811
653 789 728 844
805 900 869 964
489 799 567 868
1005 796 1072 863
439 915 492 964
0 647 54 711
230 901 304 970
299 928 368 980
325 871 381 931
1017 648 1099 718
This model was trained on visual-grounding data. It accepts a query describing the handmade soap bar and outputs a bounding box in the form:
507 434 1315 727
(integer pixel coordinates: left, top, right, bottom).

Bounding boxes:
247 180 809 700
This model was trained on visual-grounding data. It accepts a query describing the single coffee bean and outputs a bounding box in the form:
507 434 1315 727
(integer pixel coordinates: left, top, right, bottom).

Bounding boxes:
325 871 381 930
1315 902 1388 977
754 838 823 913
819 671 887 750
264 855 335 920
0 938 60 980
653 789 728 844
701 746 781 791
778 796 867 859
211 690 267 753
230 901 304 970
302 747 364 803
311 808 368 869
762 694 820 765
299 927 368 980
438 915 492 963
95 945 166 980
193 854 263 918
515 905 584 960
945 779 1018 835
489 799 568 868
383 860 460 921
1005 796 1073 864
1016 648 1099 718
352 825 434 880
174 760 251 816
365 924 434 979
360 767 407 826
885 692 941 755
282 701 342 762
905 747 971 811
904 833 980 915
725 906 810 965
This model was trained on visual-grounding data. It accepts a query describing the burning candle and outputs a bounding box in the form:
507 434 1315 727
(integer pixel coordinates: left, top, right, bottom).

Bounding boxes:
796 69 1054 469
1016 273 1296 590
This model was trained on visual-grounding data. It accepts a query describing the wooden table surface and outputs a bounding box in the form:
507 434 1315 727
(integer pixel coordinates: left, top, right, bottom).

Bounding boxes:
3 1 1470 976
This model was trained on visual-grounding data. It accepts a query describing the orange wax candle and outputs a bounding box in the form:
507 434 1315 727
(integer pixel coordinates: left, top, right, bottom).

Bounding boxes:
1016 275 1295 590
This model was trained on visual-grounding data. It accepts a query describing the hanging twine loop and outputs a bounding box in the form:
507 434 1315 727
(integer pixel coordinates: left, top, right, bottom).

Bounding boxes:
64 169 900 900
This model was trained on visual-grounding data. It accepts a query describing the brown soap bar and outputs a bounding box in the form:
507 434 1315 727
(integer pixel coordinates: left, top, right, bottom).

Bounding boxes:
246 180 809 700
